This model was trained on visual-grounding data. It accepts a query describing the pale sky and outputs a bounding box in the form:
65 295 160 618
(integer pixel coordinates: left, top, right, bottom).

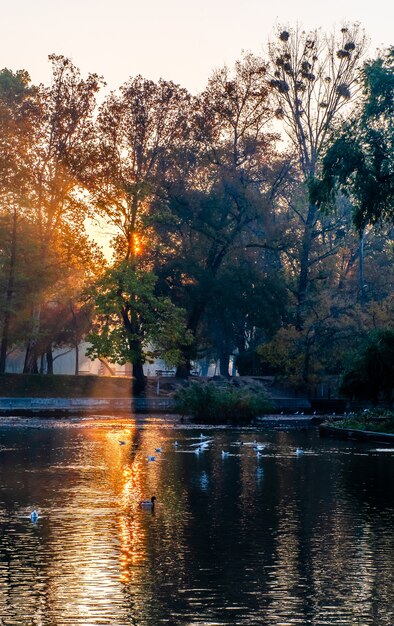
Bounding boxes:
1 0 393 94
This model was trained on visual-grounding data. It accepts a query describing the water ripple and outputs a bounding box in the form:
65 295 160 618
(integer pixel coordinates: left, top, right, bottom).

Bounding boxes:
0 422 392 625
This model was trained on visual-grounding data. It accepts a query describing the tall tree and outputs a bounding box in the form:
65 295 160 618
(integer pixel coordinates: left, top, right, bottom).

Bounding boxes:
268 24 367 328
0 214 42 372
92 77 191 393
22 55 102 372
156 54 288 376
318 47 394 230
86 263 191 388
0 68 36 372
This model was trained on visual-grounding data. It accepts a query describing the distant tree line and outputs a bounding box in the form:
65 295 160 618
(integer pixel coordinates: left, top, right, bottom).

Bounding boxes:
0 26 393 397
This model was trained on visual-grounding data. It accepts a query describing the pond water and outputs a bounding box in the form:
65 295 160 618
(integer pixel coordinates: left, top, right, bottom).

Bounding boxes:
0 416 393 625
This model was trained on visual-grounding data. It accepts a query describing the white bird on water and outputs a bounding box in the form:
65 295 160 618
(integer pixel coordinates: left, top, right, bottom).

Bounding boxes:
295 448 304 456
191 439 212 448
30 510 39 522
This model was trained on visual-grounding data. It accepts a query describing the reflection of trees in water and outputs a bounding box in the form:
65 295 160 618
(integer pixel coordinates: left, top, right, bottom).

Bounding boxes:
116 425 192 623
341 450 394 510
0 425 393 624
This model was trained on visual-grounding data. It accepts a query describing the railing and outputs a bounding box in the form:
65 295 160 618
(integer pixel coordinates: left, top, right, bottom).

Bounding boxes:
272 398 311 410
155 370 176 377
133 397 175 411
0 397 176 415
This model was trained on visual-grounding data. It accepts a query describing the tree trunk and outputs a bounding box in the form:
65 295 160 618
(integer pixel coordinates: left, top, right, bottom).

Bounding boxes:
46 344 53 374
118 295 147 395
127 329 146 395
359 229 367 303
74 342 79 375
302 341 311 386
296 202 318 330
176 361 192 378
23 340 38 373
200 360 209 376
23 303 41 373
297 200 318 383
215 322 231 377
176 299 207 378
98 357 115 376
219 351 230 377
132 359 145 396
0 208 17 374
0 307 12 374
69 301 80 375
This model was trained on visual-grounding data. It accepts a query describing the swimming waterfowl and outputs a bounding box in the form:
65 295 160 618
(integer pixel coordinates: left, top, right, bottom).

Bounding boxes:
295 448 304 456
139 496 156 509
30 510 39 522
191 439 212 448
221 450 230 458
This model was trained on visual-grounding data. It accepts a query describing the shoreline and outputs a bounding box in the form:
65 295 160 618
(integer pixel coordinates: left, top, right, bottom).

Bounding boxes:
0 396 339 418
0 396 174 416
319 423 394 444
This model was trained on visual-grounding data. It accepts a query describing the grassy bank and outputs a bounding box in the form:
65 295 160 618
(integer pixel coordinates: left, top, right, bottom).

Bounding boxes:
0 374 132 398
330 409 394 434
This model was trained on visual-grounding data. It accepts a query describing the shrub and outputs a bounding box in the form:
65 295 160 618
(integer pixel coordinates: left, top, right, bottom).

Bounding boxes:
339 330 394 406
174 382 273 424
333 409 394 433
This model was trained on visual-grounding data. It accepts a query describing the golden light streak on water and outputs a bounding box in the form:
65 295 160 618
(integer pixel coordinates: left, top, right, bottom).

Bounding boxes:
98 423 153 583
0 423 393 624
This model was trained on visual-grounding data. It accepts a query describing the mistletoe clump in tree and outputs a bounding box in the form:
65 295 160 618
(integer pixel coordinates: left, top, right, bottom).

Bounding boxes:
268 24 367 327
260 25 368 387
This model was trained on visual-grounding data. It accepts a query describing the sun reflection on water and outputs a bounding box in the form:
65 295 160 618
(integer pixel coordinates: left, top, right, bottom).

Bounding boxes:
0 423 393 625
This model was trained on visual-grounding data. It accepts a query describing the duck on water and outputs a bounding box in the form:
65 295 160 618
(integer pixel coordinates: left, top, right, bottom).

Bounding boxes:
139 496 156 509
